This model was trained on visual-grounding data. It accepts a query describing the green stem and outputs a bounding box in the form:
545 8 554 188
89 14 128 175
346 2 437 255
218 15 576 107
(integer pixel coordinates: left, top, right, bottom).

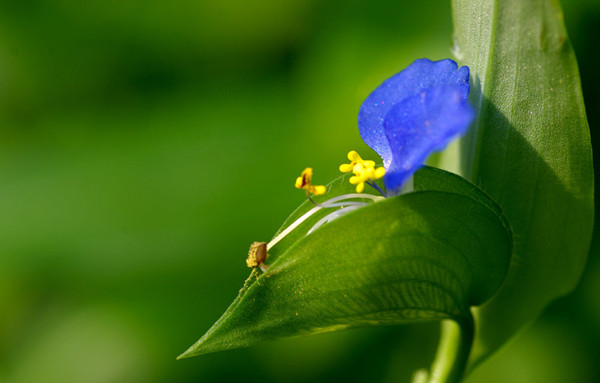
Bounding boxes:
427 313 474 383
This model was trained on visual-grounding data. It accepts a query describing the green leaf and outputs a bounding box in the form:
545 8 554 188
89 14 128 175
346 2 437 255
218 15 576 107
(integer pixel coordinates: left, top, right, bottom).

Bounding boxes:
450 0 594 367
178 167 512 358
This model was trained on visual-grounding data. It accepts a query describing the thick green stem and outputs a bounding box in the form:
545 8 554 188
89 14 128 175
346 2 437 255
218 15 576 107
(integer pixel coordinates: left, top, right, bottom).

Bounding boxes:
427 313 474 383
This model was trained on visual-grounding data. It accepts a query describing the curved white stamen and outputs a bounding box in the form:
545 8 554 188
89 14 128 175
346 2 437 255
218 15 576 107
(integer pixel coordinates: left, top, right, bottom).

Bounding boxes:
307 204 365 235
266 193 384 250
267 205 320 250
321 193 383 206
318 201 369 208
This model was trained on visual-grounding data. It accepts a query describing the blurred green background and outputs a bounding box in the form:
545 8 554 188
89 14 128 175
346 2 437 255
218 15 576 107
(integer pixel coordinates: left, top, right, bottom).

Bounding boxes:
0 1 598 382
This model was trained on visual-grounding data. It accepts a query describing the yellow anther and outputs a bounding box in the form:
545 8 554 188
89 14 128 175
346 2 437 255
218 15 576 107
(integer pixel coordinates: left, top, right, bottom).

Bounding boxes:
339 150 377 173
339 151 385 193
339 150 375 173
295 167 326 196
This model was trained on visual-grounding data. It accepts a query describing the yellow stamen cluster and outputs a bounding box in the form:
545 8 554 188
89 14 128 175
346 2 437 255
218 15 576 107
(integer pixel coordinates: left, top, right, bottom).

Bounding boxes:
295 167 326 196
339 151 385 193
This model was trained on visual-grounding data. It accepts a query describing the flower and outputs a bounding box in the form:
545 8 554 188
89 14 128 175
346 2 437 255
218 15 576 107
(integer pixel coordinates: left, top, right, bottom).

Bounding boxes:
358 58 475 194
279 59 474 247
295 167 326 196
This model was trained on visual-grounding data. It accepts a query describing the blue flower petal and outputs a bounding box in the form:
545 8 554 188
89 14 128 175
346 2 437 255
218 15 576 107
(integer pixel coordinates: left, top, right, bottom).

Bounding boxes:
382 85 475 192
357 58 473 193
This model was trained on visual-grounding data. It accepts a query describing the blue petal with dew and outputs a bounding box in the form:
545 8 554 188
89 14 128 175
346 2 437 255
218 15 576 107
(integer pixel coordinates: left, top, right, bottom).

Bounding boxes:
358 58 474 193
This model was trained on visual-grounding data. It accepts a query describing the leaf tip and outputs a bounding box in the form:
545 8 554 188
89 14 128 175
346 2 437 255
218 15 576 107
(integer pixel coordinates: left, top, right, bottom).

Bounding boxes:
176 344 199 360
177 338 216 360
177 348 201 360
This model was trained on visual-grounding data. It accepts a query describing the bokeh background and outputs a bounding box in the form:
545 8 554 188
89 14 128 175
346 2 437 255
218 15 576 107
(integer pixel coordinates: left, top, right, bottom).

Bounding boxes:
0 1 598 382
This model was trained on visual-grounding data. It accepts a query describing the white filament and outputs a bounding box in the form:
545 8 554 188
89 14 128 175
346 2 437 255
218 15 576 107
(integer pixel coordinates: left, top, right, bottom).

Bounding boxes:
266 193 384 250
307 204 365 235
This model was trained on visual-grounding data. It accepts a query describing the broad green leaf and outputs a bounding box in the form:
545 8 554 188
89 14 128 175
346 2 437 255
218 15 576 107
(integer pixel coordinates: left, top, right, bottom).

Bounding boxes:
178 167 512 358
450 0 594 367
